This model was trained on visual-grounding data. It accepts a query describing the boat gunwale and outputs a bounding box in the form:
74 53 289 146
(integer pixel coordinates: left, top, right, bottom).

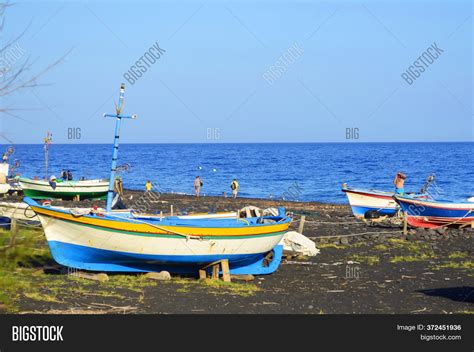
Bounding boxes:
341 187 393 198
19 178 109 188
394 195 474 210
23 198 292 238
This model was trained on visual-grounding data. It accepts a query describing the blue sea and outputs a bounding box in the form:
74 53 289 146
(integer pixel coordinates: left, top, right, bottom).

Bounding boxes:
4 143 473 204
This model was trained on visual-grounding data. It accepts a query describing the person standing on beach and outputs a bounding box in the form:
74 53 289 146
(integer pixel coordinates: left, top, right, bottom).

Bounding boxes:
393 172 406 195
230 179 239 198
145 180 152 192
194 176 202 197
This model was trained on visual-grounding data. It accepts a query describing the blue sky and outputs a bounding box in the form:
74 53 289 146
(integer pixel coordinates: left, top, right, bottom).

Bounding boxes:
1 0 472 143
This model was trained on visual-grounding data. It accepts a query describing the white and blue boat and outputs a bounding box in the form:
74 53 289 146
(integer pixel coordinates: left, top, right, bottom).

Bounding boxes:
24 84 292 275
23 197 291 274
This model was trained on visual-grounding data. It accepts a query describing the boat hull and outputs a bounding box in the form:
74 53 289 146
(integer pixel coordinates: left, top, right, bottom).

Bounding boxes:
394 195 474 228
0 201 38 221
26 198 290 274
342 187 397 218
46 240 283 274
19 178 108 200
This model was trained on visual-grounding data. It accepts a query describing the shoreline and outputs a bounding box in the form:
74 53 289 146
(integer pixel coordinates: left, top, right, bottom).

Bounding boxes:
45 189 350 212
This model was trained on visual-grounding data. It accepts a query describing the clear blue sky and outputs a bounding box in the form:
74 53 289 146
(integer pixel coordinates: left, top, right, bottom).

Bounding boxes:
1 0 472 143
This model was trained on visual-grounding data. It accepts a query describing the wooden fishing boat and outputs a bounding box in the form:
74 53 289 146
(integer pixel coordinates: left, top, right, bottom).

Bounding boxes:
341 184 398 219
0 201 38 221
19 178 108 200
24 197 291 274
24 83 292 275
0 163 11 194
393 195 474 228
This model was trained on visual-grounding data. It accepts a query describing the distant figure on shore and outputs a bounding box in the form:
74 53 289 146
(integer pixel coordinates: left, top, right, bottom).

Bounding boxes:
393 172 406 195
145 180 152 192
194 176 202 197
67 170 73 181
49 175 57 190
114 176 124 197
112 176 126 210
231 179 239 198
60 169 67 180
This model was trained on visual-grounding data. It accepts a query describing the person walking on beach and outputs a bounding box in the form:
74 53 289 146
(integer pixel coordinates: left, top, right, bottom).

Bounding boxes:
393 172 406 195
145 180 152 192
230 179 239 198
194 176 202 197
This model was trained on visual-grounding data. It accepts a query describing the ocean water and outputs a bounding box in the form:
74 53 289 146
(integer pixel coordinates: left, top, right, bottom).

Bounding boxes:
3 142 473 204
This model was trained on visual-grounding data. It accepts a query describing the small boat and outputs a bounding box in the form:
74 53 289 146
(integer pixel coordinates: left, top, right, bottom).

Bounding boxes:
0 162 11 195
17 132 108 200
0 183 11 195
0 201 38 221
24 197 291 274
25 84 292 275
19 178 108 200
341 184 398 219
393 195 474 228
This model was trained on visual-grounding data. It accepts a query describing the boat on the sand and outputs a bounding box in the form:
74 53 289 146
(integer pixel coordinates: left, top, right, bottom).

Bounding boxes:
24 197 291 274
0 163 11 195
19 178 108 200
24 83 292 275
393 195 474 228
341 184 398 219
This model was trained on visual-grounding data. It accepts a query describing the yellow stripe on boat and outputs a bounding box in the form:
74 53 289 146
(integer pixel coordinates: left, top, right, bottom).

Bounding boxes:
31 206 290 237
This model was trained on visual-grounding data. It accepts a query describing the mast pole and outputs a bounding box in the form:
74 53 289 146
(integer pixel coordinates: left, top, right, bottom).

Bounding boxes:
44 131 52 180
104 84 136 212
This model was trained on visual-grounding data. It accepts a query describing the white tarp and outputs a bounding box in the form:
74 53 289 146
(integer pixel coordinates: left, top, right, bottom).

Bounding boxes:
279 231 320 256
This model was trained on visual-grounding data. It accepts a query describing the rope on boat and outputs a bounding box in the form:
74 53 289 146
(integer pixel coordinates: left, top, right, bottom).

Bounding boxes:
302 220 362 225
415 209 474 229
23 205 38 219
308 230 403 240
16 221 42 229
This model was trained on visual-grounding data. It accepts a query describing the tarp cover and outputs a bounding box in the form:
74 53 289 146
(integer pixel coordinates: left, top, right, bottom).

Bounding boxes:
279 231 320 256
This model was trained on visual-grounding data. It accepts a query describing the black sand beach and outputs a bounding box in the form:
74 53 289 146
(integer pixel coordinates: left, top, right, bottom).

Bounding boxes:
0 191 473 314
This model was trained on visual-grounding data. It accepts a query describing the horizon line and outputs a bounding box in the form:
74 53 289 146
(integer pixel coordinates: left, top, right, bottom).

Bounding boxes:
1 140 473 145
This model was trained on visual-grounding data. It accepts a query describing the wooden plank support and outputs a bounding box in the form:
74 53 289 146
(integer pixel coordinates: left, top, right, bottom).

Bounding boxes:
403 212 408 235
9 218 18 247
221 259 231 282
298 215 305 234
199 259 232 282
212 265 219 279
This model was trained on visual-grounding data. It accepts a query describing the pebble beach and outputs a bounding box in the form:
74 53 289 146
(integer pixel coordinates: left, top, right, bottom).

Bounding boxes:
0 190 472 314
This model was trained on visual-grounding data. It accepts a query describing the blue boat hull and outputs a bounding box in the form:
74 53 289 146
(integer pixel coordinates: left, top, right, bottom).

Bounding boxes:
48 240 283 275
399 202 472 218
350 205 397 217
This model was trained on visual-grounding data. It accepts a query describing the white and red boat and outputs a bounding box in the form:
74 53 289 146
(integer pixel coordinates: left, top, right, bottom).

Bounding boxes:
342 184 398 219
393 195 474 228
